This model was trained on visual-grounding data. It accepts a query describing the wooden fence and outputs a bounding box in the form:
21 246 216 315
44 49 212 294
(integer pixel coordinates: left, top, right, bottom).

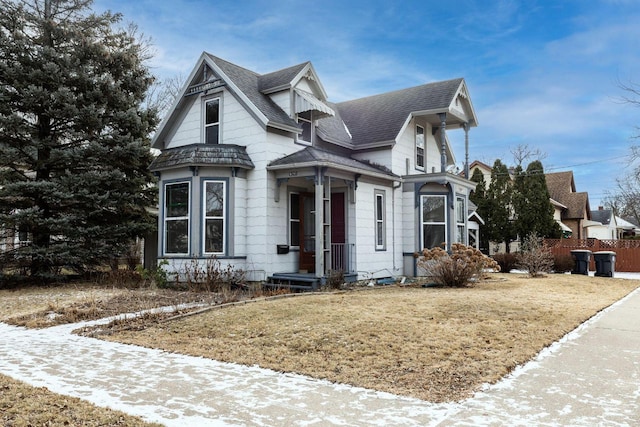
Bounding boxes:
544 239 640 272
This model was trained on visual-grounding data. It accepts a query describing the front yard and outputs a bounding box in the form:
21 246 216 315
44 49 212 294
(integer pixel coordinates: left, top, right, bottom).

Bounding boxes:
0 273 637 424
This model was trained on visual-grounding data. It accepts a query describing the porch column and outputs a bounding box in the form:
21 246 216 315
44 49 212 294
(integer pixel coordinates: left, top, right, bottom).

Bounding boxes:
314 167 325 278
462 122 470 179
438 112 447 173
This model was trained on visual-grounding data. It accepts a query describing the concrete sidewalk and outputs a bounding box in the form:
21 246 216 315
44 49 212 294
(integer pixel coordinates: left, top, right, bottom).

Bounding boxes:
0 285 639 426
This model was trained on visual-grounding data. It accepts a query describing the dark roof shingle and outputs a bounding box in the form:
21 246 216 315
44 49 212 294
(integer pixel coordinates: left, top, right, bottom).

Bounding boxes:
150 144 255 171
335 78 463 146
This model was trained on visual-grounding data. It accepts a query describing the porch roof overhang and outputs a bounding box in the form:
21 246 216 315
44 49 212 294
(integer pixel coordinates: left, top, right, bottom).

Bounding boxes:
402 171 477 191
267 147 399 182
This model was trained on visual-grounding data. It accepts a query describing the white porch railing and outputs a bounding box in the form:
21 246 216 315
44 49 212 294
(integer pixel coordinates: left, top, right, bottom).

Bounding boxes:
331 243 355 273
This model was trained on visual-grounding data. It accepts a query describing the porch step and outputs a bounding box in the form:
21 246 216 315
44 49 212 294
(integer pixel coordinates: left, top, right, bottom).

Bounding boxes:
266 273 321 291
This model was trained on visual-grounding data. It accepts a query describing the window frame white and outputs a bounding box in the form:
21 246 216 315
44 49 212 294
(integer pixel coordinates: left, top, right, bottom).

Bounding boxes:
204 97 220 144
456 196 467 244
421 194 447 250
202 180 226 255
375 190 386 250
296 111 312 145
164 181 190 255
416 124 425 171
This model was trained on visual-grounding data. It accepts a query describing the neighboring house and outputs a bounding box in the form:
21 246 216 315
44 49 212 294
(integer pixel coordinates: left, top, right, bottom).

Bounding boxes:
550 198 573 237
616 216 640 238
149 53 479 283
588 207 617 240
545 171 592 239
467 160 493 190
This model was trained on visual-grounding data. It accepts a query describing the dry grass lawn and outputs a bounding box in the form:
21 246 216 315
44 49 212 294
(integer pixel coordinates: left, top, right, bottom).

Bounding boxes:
0 373 161 426
97 274 639 403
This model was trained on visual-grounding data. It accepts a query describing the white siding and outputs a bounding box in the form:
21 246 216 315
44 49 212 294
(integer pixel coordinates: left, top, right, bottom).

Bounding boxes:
352 181 399 279
268 91 291 116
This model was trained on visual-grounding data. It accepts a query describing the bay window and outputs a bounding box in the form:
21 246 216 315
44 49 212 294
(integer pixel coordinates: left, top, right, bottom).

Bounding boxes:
165 182 190 255
203 180 226 254
421 195 446 249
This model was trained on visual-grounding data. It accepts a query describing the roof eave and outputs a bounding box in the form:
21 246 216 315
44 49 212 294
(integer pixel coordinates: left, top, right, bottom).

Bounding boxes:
267 161 399 181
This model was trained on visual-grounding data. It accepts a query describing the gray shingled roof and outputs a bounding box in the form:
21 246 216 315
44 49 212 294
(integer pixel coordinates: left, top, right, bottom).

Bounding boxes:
591 209 612 225
335 78 464 147
316 101 353 146
150 144 255 171
545 172 590 220
207 54 299 130
268 146 397 178
258 62 309 93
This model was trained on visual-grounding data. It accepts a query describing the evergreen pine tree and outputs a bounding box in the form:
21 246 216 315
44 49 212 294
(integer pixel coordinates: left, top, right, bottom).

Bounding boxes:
0 0 158 277
469 167 489 252
513 160 561 240
485 160 517 253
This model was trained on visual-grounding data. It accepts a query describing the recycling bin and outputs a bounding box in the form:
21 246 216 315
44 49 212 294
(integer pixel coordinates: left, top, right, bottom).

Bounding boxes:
570 249 592 275
593 251 616 278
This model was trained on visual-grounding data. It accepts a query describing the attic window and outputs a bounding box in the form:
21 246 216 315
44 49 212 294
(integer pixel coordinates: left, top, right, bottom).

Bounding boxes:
416 125 425 170
205 98 220 144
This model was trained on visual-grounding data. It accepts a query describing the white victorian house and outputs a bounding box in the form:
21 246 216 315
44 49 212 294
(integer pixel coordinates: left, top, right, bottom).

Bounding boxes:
150 53 478 286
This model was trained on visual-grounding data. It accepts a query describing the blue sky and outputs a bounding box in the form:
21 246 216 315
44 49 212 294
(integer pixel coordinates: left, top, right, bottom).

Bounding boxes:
94 0 640 206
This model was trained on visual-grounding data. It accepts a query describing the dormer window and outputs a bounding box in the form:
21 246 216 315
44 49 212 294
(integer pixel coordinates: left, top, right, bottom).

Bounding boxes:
297 111 312 144
205 98 220 144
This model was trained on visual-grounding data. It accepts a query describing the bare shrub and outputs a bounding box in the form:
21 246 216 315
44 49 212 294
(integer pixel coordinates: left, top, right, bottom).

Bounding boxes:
325 270 345 290
517 234 554 277
552 253 574 273
182 256 246 296
492 253 518 273
415 243 500 287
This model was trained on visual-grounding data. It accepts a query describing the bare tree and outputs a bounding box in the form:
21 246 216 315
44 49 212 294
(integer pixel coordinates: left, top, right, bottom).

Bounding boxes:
510 144 547 167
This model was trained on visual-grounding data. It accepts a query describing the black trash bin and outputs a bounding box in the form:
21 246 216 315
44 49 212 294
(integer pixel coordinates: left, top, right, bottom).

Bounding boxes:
570 249 592 275
594 251 616 277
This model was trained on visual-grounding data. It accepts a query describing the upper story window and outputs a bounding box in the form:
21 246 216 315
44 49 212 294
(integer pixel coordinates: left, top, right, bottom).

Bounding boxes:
205 98 220 144
416 125 425 170
297 111 312 144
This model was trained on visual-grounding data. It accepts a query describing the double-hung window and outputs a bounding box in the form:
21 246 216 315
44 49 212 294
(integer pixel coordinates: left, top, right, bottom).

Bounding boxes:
375 191 386 250
421 195 446 249
297 111 312 144
165 182 190 255
416 125 425 170
456 196 466 244
205 98 220 144
203 180 226 254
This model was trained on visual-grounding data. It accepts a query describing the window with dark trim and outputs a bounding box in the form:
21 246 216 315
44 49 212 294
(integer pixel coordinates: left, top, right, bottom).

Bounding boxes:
421 195 446 249
203 180 225 254
375 191 386 250
164 182 190 255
